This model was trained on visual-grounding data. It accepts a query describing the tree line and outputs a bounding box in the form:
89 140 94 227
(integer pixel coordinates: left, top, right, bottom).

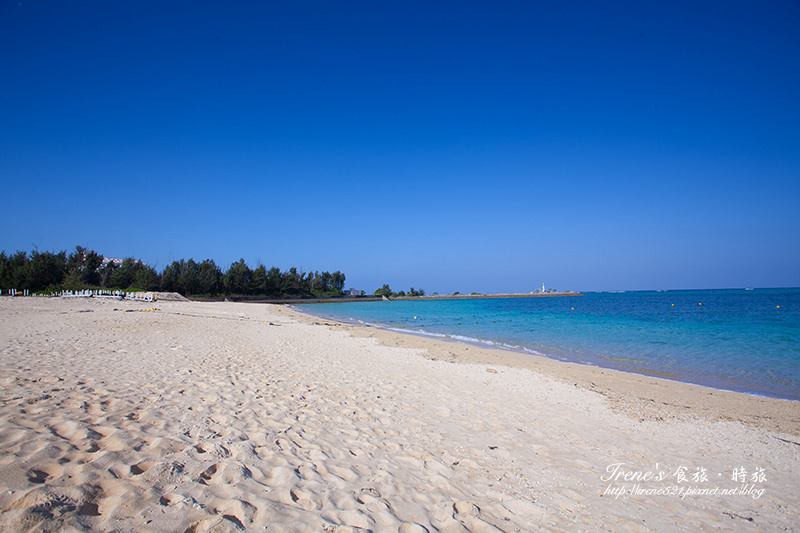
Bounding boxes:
373 284 425 298
0 246 346 298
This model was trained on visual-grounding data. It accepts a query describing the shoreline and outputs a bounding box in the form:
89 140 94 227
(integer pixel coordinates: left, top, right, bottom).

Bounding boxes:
287 304 800 437
1 297 798 531
188 291 582 304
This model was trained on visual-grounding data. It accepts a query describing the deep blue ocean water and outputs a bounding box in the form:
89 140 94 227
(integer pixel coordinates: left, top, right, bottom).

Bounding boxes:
296 288 800 401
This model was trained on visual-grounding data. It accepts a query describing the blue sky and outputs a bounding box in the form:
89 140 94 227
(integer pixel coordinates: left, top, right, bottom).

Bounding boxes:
1 1 798 293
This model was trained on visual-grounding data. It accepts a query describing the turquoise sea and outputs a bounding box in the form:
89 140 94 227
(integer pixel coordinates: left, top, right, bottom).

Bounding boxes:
296 288 800 401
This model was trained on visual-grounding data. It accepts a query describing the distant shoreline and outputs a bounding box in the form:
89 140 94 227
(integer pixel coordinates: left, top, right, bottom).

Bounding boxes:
397 291 583 300
193 291 583 304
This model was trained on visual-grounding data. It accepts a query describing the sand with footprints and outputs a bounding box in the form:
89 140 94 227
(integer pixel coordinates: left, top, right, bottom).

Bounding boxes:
0 297 798 531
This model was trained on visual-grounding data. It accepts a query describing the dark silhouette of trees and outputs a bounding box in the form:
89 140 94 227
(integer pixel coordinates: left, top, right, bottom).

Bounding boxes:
374 284 393 297
64 246 102 289
0 250 67 292
0 251 27 290
224 259 252 295
266 267 281 295
177 259 200 296
132 262 160 291
198 259 222 294
99 258 161 292
373 284 426 298
0 246 349 298
331 271 346 293
281 266 300 295
251 265 268 295
161 259 204 296
107 258 137 290
28 250 67 291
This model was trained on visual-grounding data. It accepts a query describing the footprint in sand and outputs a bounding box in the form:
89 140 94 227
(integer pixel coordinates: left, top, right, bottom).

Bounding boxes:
77 501 101 516
26 469 50 484
194 442 231 458
184 515 245 533
453 500 480 518
158 493 181 506
198 463 253 486
289 487 320 511
12 493 78 529
274 437 292 452
7 487 103 531
356 487 381 503
129 461 156 476
295 463 317 480
198 464 219 485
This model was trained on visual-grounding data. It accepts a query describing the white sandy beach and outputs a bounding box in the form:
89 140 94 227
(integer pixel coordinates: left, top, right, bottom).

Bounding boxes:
0 297 798 532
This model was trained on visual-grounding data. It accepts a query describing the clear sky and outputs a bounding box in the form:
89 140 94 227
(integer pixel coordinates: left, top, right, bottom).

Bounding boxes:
2 1 798 293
